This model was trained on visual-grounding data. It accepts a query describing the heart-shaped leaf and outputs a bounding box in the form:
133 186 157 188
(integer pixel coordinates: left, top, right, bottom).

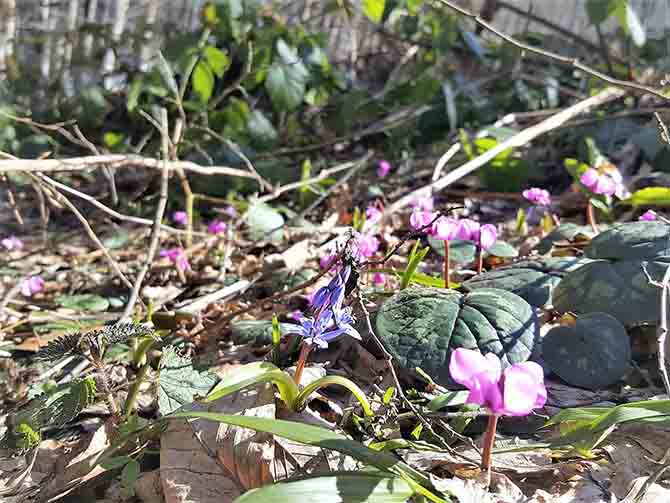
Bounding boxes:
462 257 589 307
375 287 539 385
265 39 309 112
542 312 631 390
585 221 670 260
553 257 670 325
428 238 518 263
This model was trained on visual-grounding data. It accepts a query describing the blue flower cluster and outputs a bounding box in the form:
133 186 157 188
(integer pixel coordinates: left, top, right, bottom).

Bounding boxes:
286 266 360 349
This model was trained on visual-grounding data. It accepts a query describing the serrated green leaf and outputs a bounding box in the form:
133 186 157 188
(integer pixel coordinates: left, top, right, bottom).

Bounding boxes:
157 346 218 415
622 187 670 207
203 46 230 78
234 472 414 503
56 294 110 312
376 287 539 385
192 61 215 103
363 0 386 23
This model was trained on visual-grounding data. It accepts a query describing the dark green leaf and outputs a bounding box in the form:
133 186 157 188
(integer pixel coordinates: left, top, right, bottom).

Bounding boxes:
265 39 309 112
534 223 596 255
553 257 670 325
585 221 670 260
375 287 539 385
542 313 631 390
462 257 589 308
247 110 278 149
157 346 218 415
121 459 141 496
235 472 413 503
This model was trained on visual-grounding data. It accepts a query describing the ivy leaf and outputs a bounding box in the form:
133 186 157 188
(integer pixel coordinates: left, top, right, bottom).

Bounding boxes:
192 60 215 103
157 346 218 416
362 0 386 23
203 46 230 78
376 287 539 385
265 39 309 112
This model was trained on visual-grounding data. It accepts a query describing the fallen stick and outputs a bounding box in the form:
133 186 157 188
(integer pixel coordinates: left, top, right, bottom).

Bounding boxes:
387 87 625 214
0 154 256 179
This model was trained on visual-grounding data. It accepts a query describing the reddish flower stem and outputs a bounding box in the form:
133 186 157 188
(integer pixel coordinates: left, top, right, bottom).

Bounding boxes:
481 413 498 472
443 240 451 289
293 342 312 385
476 246 484 274
586 199 599 234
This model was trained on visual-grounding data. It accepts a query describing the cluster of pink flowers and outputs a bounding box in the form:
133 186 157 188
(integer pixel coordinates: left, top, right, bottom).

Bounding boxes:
160 248 190 271
21 276 45 297
410 205 498 250
449 348 546 416
171 209 228 235
365 205 382 225
580 168 624 197
522 187 551 206
2 235 23 251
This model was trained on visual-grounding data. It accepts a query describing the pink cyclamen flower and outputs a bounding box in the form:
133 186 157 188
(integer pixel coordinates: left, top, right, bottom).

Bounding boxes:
475 224 498 250
172 211 188 226
449 348 546 416
639 210 657 221
580 169 617 196
365 205 383 225
207 220 227 235
160 248 190 271
522 187 551 206
356 233 380 258
432 217 460 241
377 160 391 178
373 272 386 287
410 208 437 231
2 235 23 251
410 196 434 212
223 206 238 218
21 276 45 297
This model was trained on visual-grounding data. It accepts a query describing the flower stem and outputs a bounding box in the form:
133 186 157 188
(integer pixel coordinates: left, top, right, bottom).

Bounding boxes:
476 246 484 274
586 199 599 234
293 342 313 385
443 240 451 289
123 362 150 419
481 413 498 475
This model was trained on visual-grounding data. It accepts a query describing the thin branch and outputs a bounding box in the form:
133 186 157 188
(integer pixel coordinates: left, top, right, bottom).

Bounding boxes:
387 87 625 213
30 174 137 295
122 108 171 320
0 155 257 179
434 0 669 101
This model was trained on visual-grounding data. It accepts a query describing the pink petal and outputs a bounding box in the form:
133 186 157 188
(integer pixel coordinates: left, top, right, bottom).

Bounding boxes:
433 217 459 241
502 361 546 416
639 211 657 221
449 348 491 386
373 272 386 286
478 224 498 250
580 169 599 189
594 176 616 196
456 219 478 241
377 160 391 177
365 206 383 224
172 211 188 225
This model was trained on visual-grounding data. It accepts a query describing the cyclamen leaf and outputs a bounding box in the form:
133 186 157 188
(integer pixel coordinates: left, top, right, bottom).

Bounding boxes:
157 346 218 416
585 221 670 261
376 287 539 385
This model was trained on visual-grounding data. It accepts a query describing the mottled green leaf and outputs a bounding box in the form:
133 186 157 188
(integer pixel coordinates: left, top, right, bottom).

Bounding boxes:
542 313 631 390
375 287 539 385
553 257 670 325
56 294 110 312
462 257 589 307
265 39 309 112
247 109 278 148
585 221 670 260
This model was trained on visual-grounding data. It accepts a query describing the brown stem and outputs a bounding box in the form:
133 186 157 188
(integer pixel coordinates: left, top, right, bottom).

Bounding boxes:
481 413 498 473
293 342 313 385
476 246 484 274
586 199 599 234
443 240 451 288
